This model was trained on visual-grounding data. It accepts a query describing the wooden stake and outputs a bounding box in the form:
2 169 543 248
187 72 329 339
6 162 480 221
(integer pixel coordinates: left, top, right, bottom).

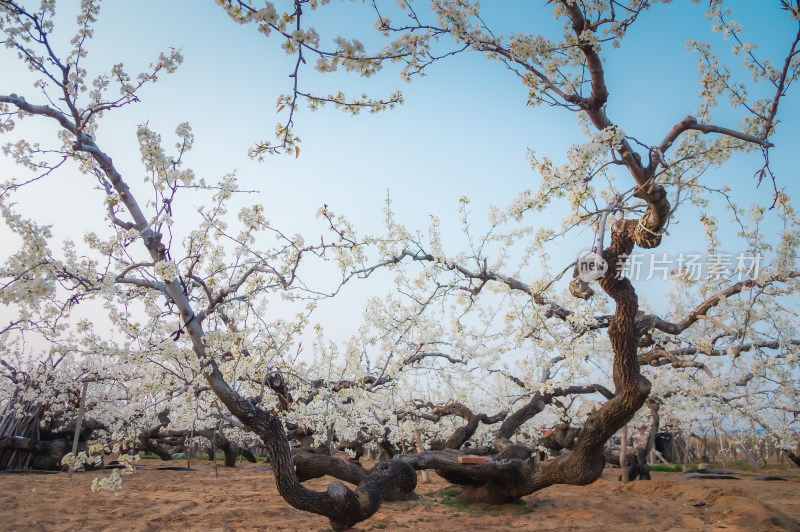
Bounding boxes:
620 425 629 483
188 417 195 470
413 427 430 483
69 382 89 479
214 419 222 478
715 421 726 469
653 449 670 465
683 431 691 471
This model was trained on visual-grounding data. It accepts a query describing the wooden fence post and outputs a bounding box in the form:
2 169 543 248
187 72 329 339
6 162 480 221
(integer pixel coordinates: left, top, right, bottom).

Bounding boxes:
69 382 89 479
620 425 629 483
413 427 430 483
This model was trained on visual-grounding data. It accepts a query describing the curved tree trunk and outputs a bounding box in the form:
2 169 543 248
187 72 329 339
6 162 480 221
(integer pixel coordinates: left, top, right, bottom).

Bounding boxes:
539 423 582 456
494 385 612 445
788 452 800 468
204 367 417 531
400 186 667 503
378 427 400 460
294 450 369 484
222 444 239 467
136 410 175 461
429 403 507 450
336 431 370 460
292 450 418 501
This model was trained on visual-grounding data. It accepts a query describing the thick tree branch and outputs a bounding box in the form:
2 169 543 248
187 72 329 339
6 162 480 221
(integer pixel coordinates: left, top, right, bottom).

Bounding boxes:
654 115 773 171
646 271 800 336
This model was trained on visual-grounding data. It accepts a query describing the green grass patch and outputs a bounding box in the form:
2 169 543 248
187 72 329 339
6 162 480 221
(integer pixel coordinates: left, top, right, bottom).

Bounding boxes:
649 463 684 472
382 498 423 506
442 499 501 517
506 498 540 513
137 453 251 462
439 486 463 498
517 498 549 514
438 487 502 517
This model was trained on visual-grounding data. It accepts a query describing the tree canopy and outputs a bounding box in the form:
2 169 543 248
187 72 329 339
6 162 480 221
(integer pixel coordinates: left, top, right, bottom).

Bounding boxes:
1 0 799 529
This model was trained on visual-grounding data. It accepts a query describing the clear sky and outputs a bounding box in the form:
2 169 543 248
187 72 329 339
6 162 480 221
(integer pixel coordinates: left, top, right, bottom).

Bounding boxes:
1 0 798 348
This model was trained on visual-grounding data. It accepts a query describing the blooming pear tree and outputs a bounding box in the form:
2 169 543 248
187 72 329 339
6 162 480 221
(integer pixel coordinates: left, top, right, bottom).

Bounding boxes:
1 0 800 530
220 0 800 504
0 1 422 529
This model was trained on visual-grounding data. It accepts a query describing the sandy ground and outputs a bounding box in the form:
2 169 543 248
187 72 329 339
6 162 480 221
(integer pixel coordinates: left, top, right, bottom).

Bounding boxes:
1 459 799 531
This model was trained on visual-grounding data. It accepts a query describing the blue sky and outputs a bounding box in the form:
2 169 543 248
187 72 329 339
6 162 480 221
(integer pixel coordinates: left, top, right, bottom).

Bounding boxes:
1 0 798 345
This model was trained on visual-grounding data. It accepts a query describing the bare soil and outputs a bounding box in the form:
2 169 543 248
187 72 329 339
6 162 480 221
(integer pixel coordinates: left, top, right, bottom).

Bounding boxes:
1 458 798 531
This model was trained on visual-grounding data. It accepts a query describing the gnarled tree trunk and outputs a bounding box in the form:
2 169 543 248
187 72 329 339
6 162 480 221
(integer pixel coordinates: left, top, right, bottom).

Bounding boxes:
204 367 417 531
399 180 667 504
